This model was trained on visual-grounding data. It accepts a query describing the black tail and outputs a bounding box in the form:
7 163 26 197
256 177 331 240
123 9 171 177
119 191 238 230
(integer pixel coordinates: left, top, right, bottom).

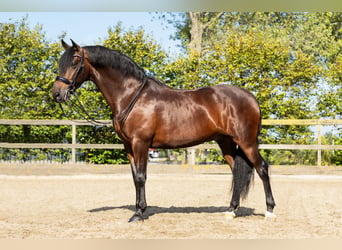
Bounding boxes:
231 147 254 200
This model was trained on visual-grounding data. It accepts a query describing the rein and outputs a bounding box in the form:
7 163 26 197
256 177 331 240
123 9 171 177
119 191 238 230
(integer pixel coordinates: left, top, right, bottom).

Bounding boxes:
56 49 111 125
114 76 148 128
56 47 148 128
58 76 149 127
59 93 112 126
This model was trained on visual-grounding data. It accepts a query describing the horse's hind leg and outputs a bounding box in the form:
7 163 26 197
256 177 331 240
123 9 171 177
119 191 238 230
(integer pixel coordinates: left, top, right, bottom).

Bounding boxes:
239 143 276 218
217 136 253 218
216 136 236 169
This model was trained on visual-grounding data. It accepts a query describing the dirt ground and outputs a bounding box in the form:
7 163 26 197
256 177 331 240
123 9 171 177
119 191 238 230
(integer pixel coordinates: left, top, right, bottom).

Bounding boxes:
0 163 341 239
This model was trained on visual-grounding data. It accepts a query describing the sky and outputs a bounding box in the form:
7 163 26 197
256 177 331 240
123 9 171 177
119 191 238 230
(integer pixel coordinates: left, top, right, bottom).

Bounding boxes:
0 12 182 56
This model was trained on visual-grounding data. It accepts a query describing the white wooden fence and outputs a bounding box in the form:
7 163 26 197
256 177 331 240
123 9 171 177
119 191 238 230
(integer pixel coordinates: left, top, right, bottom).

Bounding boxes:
0 119 341 167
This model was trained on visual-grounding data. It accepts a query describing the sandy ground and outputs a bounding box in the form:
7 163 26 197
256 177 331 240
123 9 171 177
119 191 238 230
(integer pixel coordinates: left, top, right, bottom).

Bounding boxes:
0 164 341 239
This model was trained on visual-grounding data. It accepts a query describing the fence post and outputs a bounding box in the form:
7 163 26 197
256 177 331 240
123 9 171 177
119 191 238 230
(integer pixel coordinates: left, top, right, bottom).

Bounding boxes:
71 124 76 164
187 148 196 166
317 124 322 167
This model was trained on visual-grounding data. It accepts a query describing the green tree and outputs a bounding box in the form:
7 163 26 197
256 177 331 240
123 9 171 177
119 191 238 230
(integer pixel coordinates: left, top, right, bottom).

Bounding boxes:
161 12 340 120
0 17 72 162
103 23 169 76
1 13 340 166
158 12 341 165
0 17 62 119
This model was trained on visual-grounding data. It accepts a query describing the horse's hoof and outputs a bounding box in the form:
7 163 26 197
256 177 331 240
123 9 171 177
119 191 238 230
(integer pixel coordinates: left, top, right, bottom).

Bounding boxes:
128 214 144 223
264 211 276 221
224 211 236 220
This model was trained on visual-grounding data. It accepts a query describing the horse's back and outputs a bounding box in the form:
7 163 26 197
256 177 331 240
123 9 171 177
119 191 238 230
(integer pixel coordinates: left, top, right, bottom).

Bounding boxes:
213 84 259 107
152 83 261 126
214 84 261 140
147 84 260 147
200 84 261 140
195 84 260 117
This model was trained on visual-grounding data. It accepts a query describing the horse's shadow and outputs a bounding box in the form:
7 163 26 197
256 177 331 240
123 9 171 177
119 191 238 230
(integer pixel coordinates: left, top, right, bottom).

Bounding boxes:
88 205 264 219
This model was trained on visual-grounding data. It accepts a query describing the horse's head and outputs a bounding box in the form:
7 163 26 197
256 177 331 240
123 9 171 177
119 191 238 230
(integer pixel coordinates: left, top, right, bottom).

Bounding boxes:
52 39 90 103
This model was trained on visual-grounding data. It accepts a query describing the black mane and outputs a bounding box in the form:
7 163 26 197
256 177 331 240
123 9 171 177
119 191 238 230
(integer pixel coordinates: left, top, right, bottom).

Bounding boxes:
59 45 147 82
59 45 168 86
85 46 146 82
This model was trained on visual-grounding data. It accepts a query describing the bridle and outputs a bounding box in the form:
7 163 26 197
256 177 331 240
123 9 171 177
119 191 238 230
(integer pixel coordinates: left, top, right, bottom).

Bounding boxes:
55 48 110 125
55 47 148 127
55 49 85 93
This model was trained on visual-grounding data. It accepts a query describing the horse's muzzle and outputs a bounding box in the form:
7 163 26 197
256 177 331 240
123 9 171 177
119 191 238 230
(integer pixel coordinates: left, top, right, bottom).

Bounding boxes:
52 84 71 103
53 91 65 103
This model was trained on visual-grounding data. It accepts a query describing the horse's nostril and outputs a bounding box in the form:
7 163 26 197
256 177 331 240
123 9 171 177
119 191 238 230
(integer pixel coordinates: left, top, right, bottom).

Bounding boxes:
53 91 63 103
53 92 59 99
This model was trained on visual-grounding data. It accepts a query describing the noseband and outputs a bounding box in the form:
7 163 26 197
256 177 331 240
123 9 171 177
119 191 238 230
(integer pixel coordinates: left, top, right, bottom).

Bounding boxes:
55 49 85 93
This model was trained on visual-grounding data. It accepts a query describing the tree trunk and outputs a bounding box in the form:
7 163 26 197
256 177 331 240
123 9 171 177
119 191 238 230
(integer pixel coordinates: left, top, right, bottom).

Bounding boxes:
188 12 225 55
188 12 203 55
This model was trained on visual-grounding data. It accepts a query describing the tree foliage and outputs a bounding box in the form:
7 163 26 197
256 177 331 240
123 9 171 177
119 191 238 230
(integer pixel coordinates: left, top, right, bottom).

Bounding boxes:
0 13 341 165
160 12 341 151
0 17 62 119
0 17 72 162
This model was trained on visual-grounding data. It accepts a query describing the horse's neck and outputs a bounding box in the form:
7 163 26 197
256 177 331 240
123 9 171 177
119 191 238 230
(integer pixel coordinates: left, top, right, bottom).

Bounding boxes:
90 66 142 116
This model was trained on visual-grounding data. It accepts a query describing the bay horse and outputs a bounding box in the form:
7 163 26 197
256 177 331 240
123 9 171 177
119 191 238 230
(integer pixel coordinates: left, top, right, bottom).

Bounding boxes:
52 40 276 222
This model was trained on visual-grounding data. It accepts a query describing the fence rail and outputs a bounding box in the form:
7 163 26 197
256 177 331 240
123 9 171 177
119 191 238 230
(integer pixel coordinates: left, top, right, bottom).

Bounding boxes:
1 119 341 167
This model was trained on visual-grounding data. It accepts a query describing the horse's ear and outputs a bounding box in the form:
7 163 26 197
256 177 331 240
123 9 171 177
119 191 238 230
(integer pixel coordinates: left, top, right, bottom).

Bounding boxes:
70 39 81 52
61 39 70 50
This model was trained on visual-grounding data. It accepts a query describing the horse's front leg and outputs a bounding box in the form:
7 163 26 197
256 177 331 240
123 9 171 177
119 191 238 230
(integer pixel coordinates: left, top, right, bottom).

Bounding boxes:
125 141 149 222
